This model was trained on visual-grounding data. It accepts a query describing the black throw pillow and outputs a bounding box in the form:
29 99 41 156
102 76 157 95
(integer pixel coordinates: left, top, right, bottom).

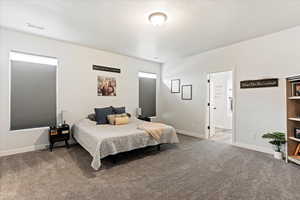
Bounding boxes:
87 113 96 121
95 107 114 124
113 106 126 114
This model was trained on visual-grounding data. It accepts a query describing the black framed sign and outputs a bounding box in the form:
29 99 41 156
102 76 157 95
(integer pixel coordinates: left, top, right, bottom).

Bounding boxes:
240 78 278 89
93 65 121 73
182 85 192 100
171 79 180 93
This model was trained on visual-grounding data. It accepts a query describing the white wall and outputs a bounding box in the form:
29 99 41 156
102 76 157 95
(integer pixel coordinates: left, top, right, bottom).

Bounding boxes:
160 26 300 152
0 28 161 155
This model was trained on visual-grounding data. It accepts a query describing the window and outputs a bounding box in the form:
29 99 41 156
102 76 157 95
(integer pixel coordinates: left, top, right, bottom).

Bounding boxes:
138 72 157 79
10 51 57 131
138 72 157 117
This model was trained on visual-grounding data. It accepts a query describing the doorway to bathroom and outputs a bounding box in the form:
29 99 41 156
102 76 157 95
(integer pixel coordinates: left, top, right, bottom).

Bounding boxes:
207 71 233 144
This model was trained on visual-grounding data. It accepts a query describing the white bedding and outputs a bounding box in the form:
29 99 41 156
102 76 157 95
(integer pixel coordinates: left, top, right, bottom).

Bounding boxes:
72 117 179 170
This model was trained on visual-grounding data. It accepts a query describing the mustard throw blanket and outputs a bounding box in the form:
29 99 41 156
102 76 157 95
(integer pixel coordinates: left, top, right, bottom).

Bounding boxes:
137 122 167 140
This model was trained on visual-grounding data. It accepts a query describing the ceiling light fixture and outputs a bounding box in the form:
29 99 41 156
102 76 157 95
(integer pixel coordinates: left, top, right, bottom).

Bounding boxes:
148 12 167 26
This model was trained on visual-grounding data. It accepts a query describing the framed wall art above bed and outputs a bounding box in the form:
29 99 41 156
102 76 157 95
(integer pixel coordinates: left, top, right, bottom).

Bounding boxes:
97 76 116 96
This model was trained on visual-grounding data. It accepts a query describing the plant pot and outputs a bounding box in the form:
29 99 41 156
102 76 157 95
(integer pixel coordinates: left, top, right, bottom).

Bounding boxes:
274 151 283 160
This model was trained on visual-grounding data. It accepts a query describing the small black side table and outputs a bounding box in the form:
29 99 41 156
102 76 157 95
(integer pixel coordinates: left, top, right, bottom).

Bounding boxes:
49 124 70 152
138 116 151 122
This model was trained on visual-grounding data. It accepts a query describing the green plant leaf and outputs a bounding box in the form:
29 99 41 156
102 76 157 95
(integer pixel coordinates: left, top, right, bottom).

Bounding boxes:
262 132 286 151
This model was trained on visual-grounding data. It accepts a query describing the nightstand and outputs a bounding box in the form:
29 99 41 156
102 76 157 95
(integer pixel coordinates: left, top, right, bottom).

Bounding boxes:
138 116 151 122
49 124 70 152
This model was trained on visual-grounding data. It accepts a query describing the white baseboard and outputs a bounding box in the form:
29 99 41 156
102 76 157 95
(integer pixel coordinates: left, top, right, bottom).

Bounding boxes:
176 129 204 139
233 142 273 155
176 129 272 155
0 140 76 157
0 135 272 158
0 144 48 157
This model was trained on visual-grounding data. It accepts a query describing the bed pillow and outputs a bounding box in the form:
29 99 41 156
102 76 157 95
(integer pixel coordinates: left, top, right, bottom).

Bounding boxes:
107 113 128 125
95 107 114 124
115 116 129 125
87 113 96 121
113 106 126 114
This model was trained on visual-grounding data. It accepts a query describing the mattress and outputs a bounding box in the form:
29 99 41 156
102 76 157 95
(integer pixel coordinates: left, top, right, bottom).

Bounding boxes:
72 117 179 170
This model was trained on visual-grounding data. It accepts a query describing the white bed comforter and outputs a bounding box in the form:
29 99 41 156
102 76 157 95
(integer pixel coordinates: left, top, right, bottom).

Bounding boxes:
72 118 179 170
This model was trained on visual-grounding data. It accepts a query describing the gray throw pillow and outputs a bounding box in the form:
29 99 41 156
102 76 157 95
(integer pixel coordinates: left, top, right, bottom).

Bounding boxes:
95 106 114 124
113 106 126 114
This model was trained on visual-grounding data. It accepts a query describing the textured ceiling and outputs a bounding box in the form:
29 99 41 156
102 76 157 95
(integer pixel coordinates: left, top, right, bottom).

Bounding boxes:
1 0 300 63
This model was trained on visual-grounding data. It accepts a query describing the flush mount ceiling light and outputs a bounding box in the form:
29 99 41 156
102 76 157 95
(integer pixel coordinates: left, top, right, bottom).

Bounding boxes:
148 12 167 26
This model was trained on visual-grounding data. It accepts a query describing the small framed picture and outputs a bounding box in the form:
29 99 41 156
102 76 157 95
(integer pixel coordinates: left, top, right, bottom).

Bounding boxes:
171 79 180 93
182 85 192 100
292 82 300 96
295 128 300 139
98 76 117 96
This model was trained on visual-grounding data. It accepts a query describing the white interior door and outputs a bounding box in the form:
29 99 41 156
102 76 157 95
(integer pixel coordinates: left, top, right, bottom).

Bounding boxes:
208 71 233 138
214 81 226 128
209 77 216 137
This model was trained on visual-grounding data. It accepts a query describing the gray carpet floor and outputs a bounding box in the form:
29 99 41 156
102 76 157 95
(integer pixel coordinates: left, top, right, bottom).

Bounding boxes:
1 134 300 200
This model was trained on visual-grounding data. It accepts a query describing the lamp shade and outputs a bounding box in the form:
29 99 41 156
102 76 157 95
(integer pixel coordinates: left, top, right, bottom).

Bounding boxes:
61 110 68 124
137 108 142 116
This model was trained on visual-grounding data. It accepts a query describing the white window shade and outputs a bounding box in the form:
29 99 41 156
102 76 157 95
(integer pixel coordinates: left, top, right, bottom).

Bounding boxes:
10 51 57 130
139 72 157 117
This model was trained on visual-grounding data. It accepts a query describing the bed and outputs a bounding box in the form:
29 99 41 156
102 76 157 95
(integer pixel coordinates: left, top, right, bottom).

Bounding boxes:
72 117 179 170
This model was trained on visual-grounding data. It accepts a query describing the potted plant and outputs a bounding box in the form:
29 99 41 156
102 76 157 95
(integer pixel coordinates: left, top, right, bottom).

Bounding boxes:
262 132 286 159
